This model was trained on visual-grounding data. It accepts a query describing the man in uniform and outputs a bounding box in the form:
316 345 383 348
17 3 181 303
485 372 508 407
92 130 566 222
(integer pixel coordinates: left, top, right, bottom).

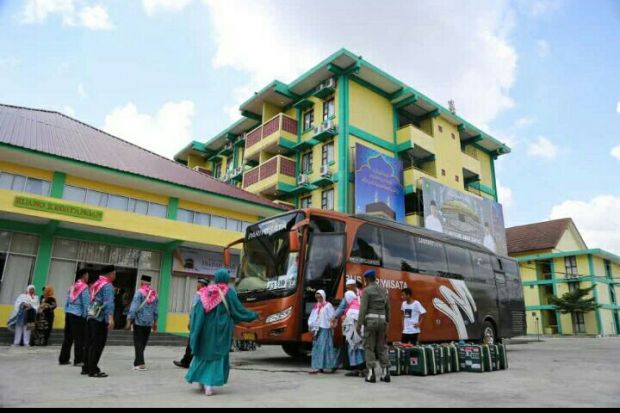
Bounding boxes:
356 269 391 383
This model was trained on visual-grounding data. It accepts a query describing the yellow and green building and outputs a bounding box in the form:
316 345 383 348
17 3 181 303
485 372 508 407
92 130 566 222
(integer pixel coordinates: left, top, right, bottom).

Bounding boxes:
0 104 286 333
507 218 620 336
175 49 511 225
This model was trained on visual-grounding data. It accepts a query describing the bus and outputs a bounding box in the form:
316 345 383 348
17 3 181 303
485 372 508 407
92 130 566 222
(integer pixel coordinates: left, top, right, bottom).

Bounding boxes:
224 208 526 359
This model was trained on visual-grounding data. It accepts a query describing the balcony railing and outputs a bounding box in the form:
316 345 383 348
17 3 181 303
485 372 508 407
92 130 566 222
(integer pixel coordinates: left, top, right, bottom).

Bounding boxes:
461 151 481 176
397 124 435 154
242 155 297 194
244 114 298 151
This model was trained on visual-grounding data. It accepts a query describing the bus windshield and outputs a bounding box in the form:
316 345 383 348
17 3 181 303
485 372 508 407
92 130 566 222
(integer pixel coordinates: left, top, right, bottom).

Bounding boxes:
236 212 304 294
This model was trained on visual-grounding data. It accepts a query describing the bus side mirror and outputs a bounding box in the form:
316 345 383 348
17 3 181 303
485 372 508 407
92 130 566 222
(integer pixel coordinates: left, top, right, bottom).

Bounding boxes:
223 248 231 267
289 231 300 253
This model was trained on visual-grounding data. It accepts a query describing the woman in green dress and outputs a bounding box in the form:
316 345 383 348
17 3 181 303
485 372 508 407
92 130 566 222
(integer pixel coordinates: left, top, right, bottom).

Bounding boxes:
186 268 258 396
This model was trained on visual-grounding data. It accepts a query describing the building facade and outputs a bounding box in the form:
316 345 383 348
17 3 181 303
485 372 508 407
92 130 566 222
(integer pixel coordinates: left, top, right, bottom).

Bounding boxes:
175 49 511 227
507 218 620 336
0 104 285 333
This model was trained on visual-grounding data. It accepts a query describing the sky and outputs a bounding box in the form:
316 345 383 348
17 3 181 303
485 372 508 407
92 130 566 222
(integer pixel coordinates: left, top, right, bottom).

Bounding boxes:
0 0 619 254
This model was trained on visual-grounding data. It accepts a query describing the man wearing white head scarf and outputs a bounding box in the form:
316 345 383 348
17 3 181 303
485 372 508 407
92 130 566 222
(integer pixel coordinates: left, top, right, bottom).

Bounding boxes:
8 285 39 347
308 290 337 374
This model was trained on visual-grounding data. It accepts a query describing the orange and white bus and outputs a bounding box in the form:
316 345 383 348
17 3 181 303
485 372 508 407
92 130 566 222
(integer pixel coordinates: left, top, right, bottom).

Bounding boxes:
225 208 525 359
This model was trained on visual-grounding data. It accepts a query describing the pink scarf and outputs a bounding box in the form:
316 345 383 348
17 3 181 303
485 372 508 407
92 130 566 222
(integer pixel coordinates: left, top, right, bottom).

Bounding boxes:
69 280 89 303
198 283 230 314
139 284 158 305
90 276 111 301
313 289 327 311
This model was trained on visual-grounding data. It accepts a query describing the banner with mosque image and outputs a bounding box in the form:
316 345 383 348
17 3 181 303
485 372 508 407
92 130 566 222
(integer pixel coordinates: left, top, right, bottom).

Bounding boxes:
421 178 507 255
354 144 405 222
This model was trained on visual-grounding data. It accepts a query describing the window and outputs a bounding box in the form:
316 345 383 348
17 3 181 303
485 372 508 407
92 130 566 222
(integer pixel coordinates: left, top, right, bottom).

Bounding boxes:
303 110 314 131
300 196 312 209
147 203 167 218
0 231 39 305
194 212 211 226
382 229 417 272
0 172 50 196
309 217 345 233
568 282 579 294
451 133 456 140
129 199 149 215
604 260 612 278
455 175 459 183
211 215 227 229
177 208 194 223
214 162 222 179
415 237 448 275
350 224 382 266
565 256 578 276
441 169 446 176
323 98 335 121
301 151 313 173
63 185 87 203
108 194 129 210
471 251 495 282
438 125 443 133
573 312 586 334
321 189 334 210
446 244 473 280
85 190 108 207
322 141 334 165
226 218 241 232
241 221 251 233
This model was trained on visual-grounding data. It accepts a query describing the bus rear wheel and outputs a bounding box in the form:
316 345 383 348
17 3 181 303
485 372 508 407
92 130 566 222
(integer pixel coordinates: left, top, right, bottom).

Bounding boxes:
482 321 497 345
282 343 312 361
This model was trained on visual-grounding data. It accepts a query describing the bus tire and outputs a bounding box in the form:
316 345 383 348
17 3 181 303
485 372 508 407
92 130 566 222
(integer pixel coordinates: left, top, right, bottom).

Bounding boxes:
482 320 497 345
282 343 311 361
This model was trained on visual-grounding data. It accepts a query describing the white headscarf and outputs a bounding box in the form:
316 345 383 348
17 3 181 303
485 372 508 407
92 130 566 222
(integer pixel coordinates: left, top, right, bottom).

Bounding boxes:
10 285 39 319
308 290 334 333
344 290 357 304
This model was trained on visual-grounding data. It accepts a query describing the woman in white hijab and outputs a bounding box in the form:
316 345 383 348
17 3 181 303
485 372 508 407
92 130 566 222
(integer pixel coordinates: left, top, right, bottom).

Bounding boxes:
8 285 39 347
308 290 337 374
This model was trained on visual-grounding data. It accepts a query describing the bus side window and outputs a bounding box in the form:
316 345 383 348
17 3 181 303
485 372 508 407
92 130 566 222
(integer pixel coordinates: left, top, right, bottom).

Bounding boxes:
445 244 474 281
415 237 448 276
350 224 382 266
471 251 494 283
309 217 345 233
382 229 417 272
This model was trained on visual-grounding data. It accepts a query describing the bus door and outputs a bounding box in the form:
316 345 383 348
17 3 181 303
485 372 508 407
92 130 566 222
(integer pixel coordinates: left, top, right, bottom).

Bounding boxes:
492 258 511 338
300 232 346 336
501 258 527 337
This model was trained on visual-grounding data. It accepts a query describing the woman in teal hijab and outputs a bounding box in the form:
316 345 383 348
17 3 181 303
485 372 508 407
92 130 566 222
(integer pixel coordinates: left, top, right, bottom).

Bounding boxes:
186 268 258 396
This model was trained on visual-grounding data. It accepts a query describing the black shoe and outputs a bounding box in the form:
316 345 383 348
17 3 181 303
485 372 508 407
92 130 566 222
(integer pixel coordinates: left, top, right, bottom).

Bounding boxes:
380 368 391 383
365 369 376 383
80 370 89 375
173 361 189 369
345 371 360 377
59 362 71 366
89 372 108 378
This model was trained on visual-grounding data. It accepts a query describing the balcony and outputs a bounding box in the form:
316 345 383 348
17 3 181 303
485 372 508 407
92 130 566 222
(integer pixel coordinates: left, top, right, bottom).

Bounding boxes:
397 124 435 156
242 155 297 196
403 166 437 191
461 151 482 177
244 114 298 162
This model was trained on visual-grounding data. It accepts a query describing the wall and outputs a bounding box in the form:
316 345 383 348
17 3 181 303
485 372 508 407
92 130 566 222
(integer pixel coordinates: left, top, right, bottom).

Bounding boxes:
348 80 393 141
0 160 53 181
432 117 466 191
555 228 587 252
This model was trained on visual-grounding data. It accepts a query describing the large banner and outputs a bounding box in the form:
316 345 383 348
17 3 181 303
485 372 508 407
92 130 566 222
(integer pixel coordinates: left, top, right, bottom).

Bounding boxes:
354 143 405 222
422 178 507 255
173 247 239 277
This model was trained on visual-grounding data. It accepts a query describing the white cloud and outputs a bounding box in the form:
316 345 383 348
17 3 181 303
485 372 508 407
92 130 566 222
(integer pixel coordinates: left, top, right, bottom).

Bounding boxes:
550 195 620 255
62 106 76 117
78 4 113 30
0 57 21 71
143 0 193 15
527 136 558 160
526 0 562 17
77 83 88 98
204 0 518 125
515 117 534 128
102 101 195 159
497 181 514 226
20 0 113 30
616 101 620 115
536 40 549 57
611 145 620 161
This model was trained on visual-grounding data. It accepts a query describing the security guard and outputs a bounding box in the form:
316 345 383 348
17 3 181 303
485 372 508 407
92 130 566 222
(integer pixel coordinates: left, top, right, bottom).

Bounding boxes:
356 269 391 383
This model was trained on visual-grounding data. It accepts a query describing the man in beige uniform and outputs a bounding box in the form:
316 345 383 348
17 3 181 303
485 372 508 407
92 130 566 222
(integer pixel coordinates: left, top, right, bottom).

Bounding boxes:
356 269 391 383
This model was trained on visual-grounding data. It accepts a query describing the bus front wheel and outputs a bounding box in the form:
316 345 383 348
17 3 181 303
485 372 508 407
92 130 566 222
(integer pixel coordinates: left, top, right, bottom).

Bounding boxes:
481 321 497 345
282 343 312 361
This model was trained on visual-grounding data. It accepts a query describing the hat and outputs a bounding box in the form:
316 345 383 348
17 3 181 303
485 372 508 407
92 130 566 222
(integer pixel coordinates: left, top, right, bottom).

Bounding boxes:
363 269 376 278
101 265 116 275
197 277 209 286
141 275 152 283
346 279 357 286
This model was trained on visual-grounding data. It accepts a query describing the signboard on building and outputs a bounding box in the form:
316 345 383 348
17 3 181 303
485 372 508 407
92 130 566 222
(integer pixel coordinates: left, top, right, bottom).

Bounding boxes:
354 144 405 222
421 178 507 255
14 196 104 221
173 247 239 278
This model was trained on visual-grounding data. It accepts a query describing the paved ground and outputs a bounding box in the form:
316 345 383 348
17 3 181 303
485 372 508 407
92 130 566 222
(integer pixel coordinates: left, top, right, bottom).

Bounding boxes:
1 337 619 407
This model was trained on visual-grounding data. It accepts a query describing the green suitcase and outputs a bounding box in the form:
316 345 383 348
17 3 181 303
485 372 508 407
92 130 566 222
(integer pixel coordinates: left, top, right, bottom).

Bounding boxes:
445 344 460 372
406 346 428 376
388 346 404 376
424 346 438 375
481 345 493 372
488 345 500 371
460 345 484 373
497 343 509 370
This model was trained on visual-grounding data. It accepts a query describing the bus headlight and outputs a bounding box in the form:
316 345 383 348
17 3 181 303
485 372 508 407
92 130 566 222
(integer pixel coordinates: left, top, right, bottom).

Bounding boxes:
265 307 293 324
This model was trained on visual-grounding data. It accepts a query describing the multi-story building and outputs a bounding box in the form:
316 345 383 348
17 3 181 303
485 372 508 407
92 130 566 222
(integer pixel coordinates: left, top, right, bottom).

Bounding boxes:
175 49 511 226
0 104 285 333
507 218 620 336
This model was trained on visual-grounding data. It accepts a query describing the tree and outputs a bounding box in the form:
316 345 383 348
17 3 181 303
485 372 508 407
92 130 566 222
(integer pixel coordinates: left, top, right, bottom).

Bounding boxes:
549 285 600 315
